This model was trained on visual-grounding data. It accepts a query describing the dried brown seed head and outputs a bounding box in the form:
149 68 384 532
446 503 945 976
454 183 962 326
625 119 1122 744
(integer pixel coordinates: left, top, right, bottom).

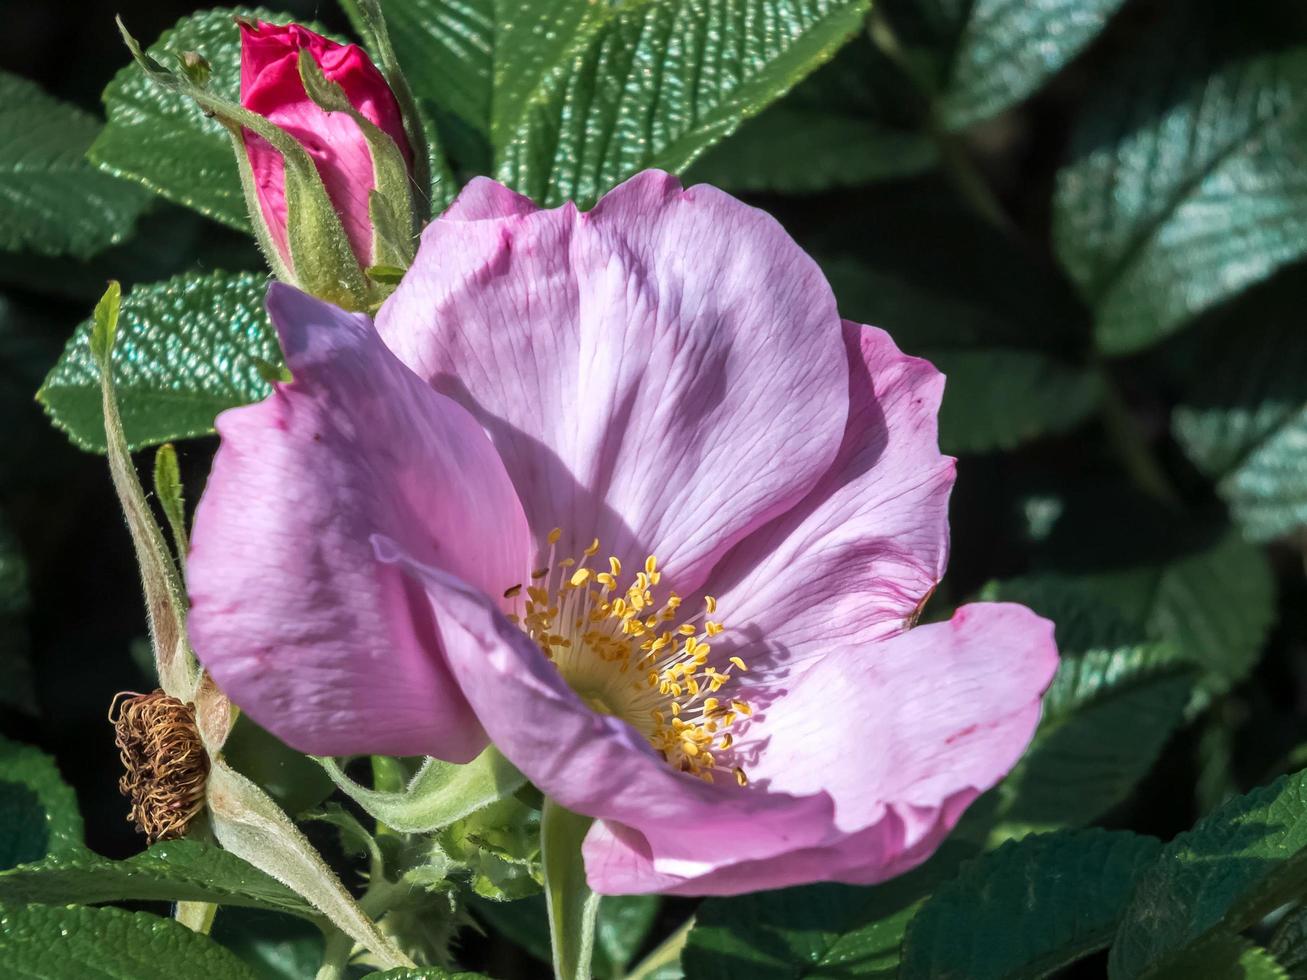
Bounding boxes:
110 690 208 843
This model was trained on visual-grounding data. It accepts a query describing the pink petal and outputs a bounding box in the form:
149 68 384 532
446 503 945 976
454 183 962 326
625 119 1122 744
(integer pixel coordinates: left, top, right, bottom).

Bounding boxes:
375 536 1054 896
187 284 530 760
371 539 839 872
376 170 849 594
706 322 954 665
582 604 1056 894
240 21 410 267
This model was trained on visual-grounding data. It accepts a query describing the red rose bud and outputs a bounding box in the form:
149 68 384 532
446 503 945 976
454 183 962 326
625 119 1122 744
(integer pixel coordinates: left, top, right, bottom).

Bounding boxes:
239 20 413 277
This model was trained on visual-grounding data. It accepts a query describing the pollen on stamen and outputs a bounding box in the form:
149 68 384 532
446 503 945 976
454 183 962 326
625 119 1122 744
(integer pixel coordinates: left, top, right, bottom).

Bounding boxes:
504 531 755 787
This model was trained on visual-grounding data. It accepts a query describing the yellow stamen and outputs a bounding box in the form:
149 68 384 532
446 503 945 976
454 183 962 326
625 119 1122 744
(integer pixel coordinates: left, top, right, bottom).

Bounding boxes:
503 530 754 786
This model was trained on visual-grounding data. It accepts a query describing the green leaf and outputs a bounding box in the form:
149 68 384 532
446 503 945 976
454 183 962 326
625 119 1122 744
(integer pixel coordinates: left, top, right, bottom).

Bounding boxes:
596 895 660 978
819 182 1098 454
1270 905 1307 980
38 270 279 453
686 105 934 193
1173 273 1307 542
1037 491 1277 697
1110 768 1307 980
318 749 524 834
496 0 872 208
0 736 83 871
687 38 936 193
683 842 974 979
0 71 149 258
90 8 333 231
1154 935 1290 980
210 907 324 980
1074 526 1276 695
980 578 1192 831
371 0 494 133
0 838 319 920
1053 0 1307 354
880 0 1127 130
901 830 1162 979
0 901 258 978
470 893 659 980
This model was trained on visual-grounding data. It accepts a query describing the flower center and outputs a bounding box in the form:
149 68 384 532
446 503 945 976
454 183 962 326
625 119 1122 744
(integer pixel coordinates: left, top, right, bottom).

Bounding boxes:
504 529 752 786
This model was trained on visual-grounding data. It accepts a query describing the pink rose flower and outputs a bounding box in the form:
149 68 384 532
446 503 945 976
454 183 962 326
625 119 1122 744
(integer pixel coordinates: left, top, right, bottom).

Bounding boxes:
239 20 411 269
187 171 1057 895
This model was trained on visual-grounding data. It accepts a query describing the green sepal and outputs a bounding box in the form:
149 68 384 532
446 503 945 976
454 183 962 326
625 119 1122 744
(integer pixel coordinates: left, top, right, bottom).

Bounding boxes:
91 281 198 702
115 17 373 311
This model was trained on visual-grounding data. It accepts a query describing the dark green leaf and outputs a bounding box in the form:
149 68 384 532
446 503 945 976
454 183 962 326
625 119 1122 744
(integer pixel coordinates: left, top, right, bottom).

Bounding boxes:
1053 0 1307 354
90 8 333 231
981 578 1192 830
1037 492 1276 697
687 36 936 192
1152 935 1289 980
901 830 1162 979
0 838 318 920
497 0 873 207
683 843 974 979
880 0 1127 130
1172 274 1307 542
210 907 324 980
0 902 257 978
371 0 494 133
38 270 279 453
686 105 934 193
1270 905 1307 980
0 71 149 258
820 183 1098 453
1074 526 1275 695
470 893 659 979
0 736 82 871
1110 768 1307 980
596 895 660 978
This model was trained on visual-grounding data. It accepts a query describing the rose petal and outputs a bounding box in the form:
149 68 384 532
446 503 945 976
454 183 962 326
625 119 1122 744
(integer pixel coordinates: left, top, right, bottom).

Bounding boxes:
188 284 529 759
580 603 1056 894
241 21 410 266
708 322 955 667
371 537 838 874
377 170 849 594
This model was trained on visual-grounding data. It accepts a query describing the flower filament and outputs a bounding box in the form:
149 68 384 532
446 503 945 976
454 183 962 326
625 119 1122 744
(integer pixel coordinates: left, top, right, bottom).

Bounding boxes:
505 528 752 785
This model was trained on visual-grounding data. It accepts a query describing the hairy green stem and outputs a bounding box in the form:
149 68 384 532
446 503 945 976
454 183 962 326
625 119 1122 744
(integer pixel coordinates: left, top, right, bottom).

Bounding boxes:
542 799 600 980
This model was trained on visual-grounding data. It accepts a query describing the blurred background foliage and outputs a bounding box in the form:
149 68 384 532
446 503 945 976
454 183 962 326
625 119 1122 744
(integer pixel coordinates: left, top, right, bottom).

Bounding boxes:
2 0 1307 977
